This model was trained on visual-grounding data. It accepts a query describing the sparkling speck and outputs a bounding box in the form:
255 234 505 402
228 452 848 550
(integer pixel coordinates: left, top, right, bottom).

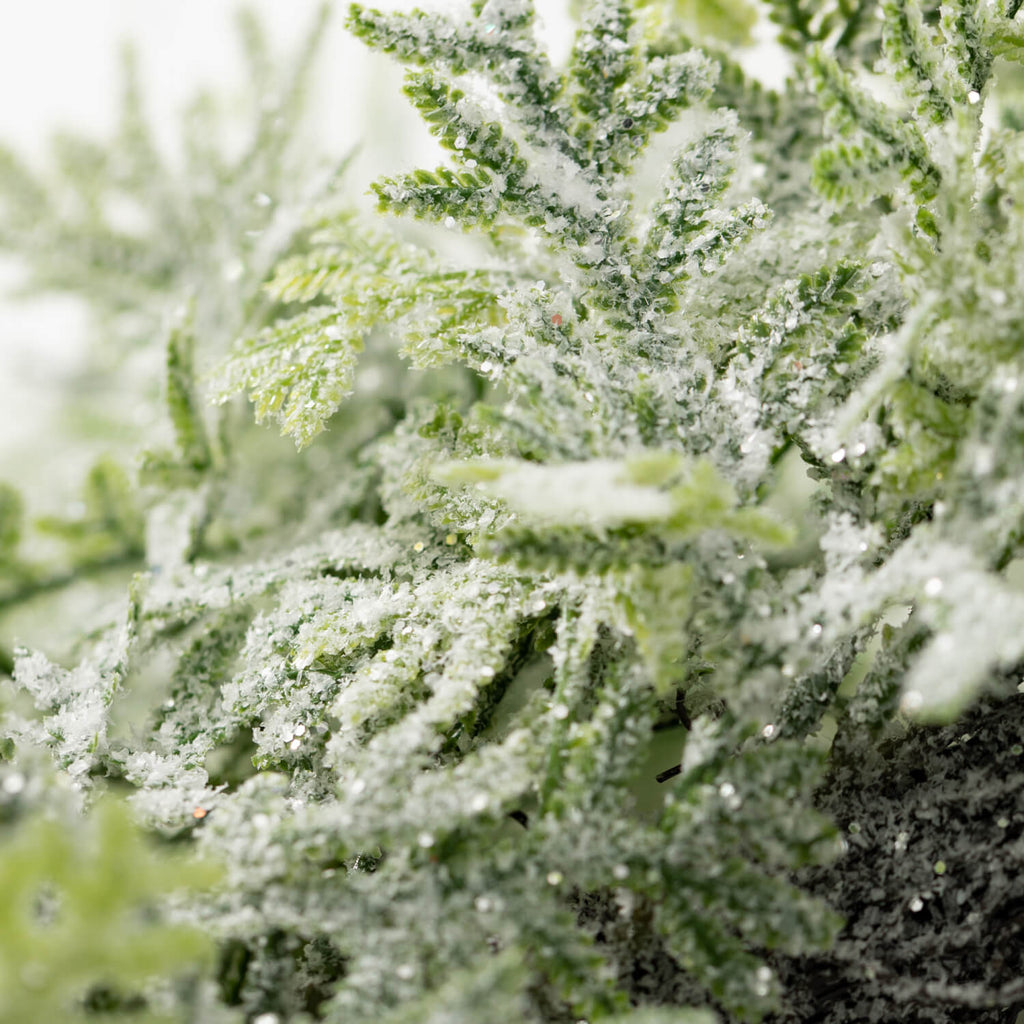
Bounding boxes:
894 831 909 852
350 778 366 795
612 863 629 880
551 703 570 720
719 782 736 799
924 577 943 597
289 738 301 751
762 723 776 739
547 871 564 885
811 623 823 636
418 832 435 848
968 90 981 104
909 896 924 912
831 447 847 464
444 216 457 229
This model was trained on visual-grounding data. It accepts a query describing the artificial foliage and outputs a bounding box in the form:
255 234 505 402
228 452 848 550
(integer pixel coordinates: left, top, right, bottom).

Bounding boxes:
3 1 1024 1022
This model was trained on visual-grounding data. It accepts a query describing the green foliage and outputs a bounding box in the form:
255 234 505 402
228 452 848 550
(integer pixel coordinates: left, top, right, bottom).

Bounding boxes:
765 0 880 55
35 458 146 567
5 1 1024 1023
0 799 219 1023
0 5 332 343
215 212 506 445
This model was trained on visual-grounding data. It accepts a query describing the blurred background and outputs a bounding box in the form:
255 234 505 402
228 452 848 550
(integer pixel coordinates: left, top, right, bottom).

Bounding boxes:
0 1 576 493
0 0 782 507
0 1 397 492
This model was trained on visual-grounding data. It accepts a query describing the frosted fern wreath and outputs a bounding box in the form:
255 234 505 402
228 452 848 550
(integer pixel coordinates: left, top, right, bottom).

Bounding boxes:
3 1 1024 1022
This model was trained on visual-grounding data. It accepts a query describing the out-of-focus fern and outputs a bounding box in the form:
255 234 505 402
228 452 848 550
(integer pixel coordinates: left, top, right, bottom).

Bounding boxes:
0 797 220 1024
0 5 333 348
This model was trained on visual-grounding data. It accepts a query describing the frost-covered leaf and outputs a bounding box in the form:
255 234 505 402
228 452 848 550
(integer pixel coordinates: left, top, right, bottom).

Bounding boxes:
8 583 140 780
7 1 1024 1022
437 454 793 545
215 307 364 448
